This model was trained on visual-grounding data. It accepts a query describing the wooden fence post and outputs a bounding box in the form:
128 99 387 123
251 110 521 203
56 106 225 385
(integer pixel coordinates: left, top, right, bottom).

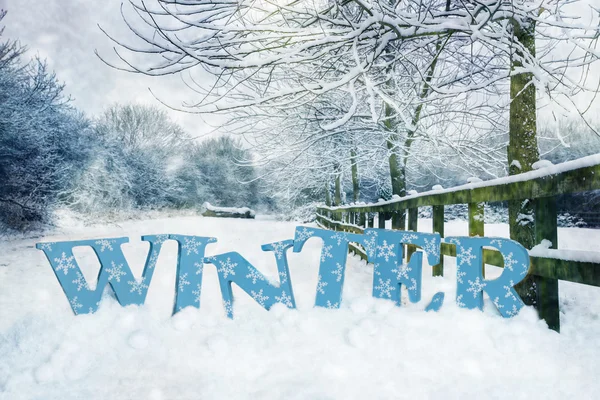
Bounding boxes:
534 197 560 332
468 203 484 237
468 202 485 278
432 205 444 276
407 208 418 261
392 210 405 230
378 212 386 229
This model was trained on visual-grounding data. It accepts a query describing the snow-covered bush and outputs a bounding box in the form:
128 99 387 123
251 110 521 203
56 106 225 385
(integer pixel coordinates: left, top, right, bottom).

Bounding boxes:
557 213 586 228
279 202 318 223
183 136 260 209
65 104 187 215
67 107 263 216
0 19 94 230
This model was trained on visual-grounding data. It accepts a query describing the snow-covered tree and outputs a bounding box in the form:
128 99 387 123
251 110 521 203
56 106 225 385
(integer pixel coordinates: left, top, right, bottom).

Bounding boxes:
0 10 94 229
104 1 599 210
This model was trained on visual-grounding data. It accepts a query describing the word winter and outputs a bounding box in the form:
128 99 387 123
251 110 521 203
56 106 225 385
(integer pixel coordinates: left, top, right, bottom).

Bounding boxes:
37 227 530 318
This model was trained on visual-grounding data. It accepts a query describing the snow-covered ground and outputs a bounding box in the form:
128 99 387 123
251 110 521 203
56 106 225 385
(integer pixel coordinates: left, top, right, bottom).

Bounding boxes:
1 215 600 399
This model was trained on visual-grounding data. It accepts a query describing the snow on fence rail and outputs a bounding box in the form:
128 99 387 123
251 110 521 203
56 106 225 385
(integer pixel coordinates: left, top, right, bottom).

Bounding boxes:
316 155 600 332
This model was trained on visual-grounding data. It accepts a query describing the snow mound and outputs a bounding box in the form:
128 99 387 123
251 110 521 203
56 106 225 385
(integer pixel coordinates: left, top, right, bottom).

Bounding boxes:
0 216 599 398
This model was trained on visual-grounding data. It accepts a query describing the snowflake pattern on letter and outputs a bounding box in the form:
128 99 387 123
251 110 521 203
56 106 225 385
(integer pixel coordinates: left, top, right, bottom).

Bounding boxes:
107 261 126 282
94 239 115 252
503 252 517 271
392 263 412 281
39 242 55 252
466 277 486 298
503 280 518 301
270 242 287 260
182 238 202 256
147 253 159 269
331 263 343 282
246 267 265 284
493 297 504 310
178 273 191 292
330 232 347 246
275 291 293 307
376 240 396 262
506 304 518 317
154 234 169 246
216 257 237 279
326 300 339 309
320 245 333 262
223 300 233 317
72 272 89 292
457 246 477 266
70 296 83 313
194 262 203 275
296 228 314 241
250 289 269 307
374 278 396 298
192 284 202 304
490 239 503 249
423 237 440 258
362 231 378 258
316 274 328 294
53 252 76 275
128 278 149 295
279 271 288 284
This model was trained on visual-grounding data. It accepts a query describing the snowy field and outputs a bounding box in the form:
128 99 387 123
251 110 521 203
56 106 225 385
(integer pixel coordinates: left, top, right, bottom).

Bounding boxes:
1 214 600 399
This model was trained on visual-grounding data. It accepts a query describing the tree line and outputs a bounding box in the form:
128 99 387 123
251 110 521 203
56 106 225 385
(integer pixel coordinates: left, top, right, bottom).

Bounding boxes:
0 10 266 231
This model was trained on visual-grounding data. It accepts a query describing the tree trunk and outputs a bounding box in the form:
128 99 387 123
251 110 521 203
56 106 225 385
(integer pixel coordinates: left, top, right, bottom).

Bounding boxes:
384 103 407 197
509 18 539 305
351 148 360 202
334 164 342 206
325 181 332 207
382 6 447 199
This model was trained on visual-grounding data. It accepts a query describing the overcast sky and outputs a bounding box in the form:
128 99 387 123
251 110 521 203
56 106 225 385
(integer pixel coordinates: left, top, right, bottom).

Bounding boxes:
1 0 213 135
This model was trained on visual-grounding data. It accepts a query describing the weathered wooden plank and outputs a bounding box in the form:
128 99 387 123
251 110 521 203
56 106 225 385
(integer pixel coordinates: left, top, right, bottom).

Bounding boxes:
407 208 418 261
440 242 600 287
468 202 485 277
392 210 405 230
349 243 368 262
529 257 600 287
319 214 600 288
533 196 560 331
468 203 484 237
317 161 600 214
378 212 386 229
432 206 444 276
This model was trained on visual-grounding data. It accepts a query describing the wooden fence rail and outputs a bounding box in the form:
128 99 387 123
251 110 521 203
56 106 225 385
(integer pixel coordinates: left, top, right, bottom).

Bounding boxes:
316 155 600 332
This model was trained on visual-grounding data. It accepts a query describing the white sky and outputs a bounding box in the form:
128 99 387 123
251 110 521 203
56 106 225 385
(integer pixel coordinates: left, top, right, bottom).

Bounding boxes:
1 0 214 135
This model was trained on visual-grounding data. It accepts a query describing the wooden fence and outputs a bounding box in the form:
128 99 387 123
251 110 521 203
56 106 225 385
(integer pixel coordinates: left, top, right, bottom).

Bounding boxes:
316 155 600 332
